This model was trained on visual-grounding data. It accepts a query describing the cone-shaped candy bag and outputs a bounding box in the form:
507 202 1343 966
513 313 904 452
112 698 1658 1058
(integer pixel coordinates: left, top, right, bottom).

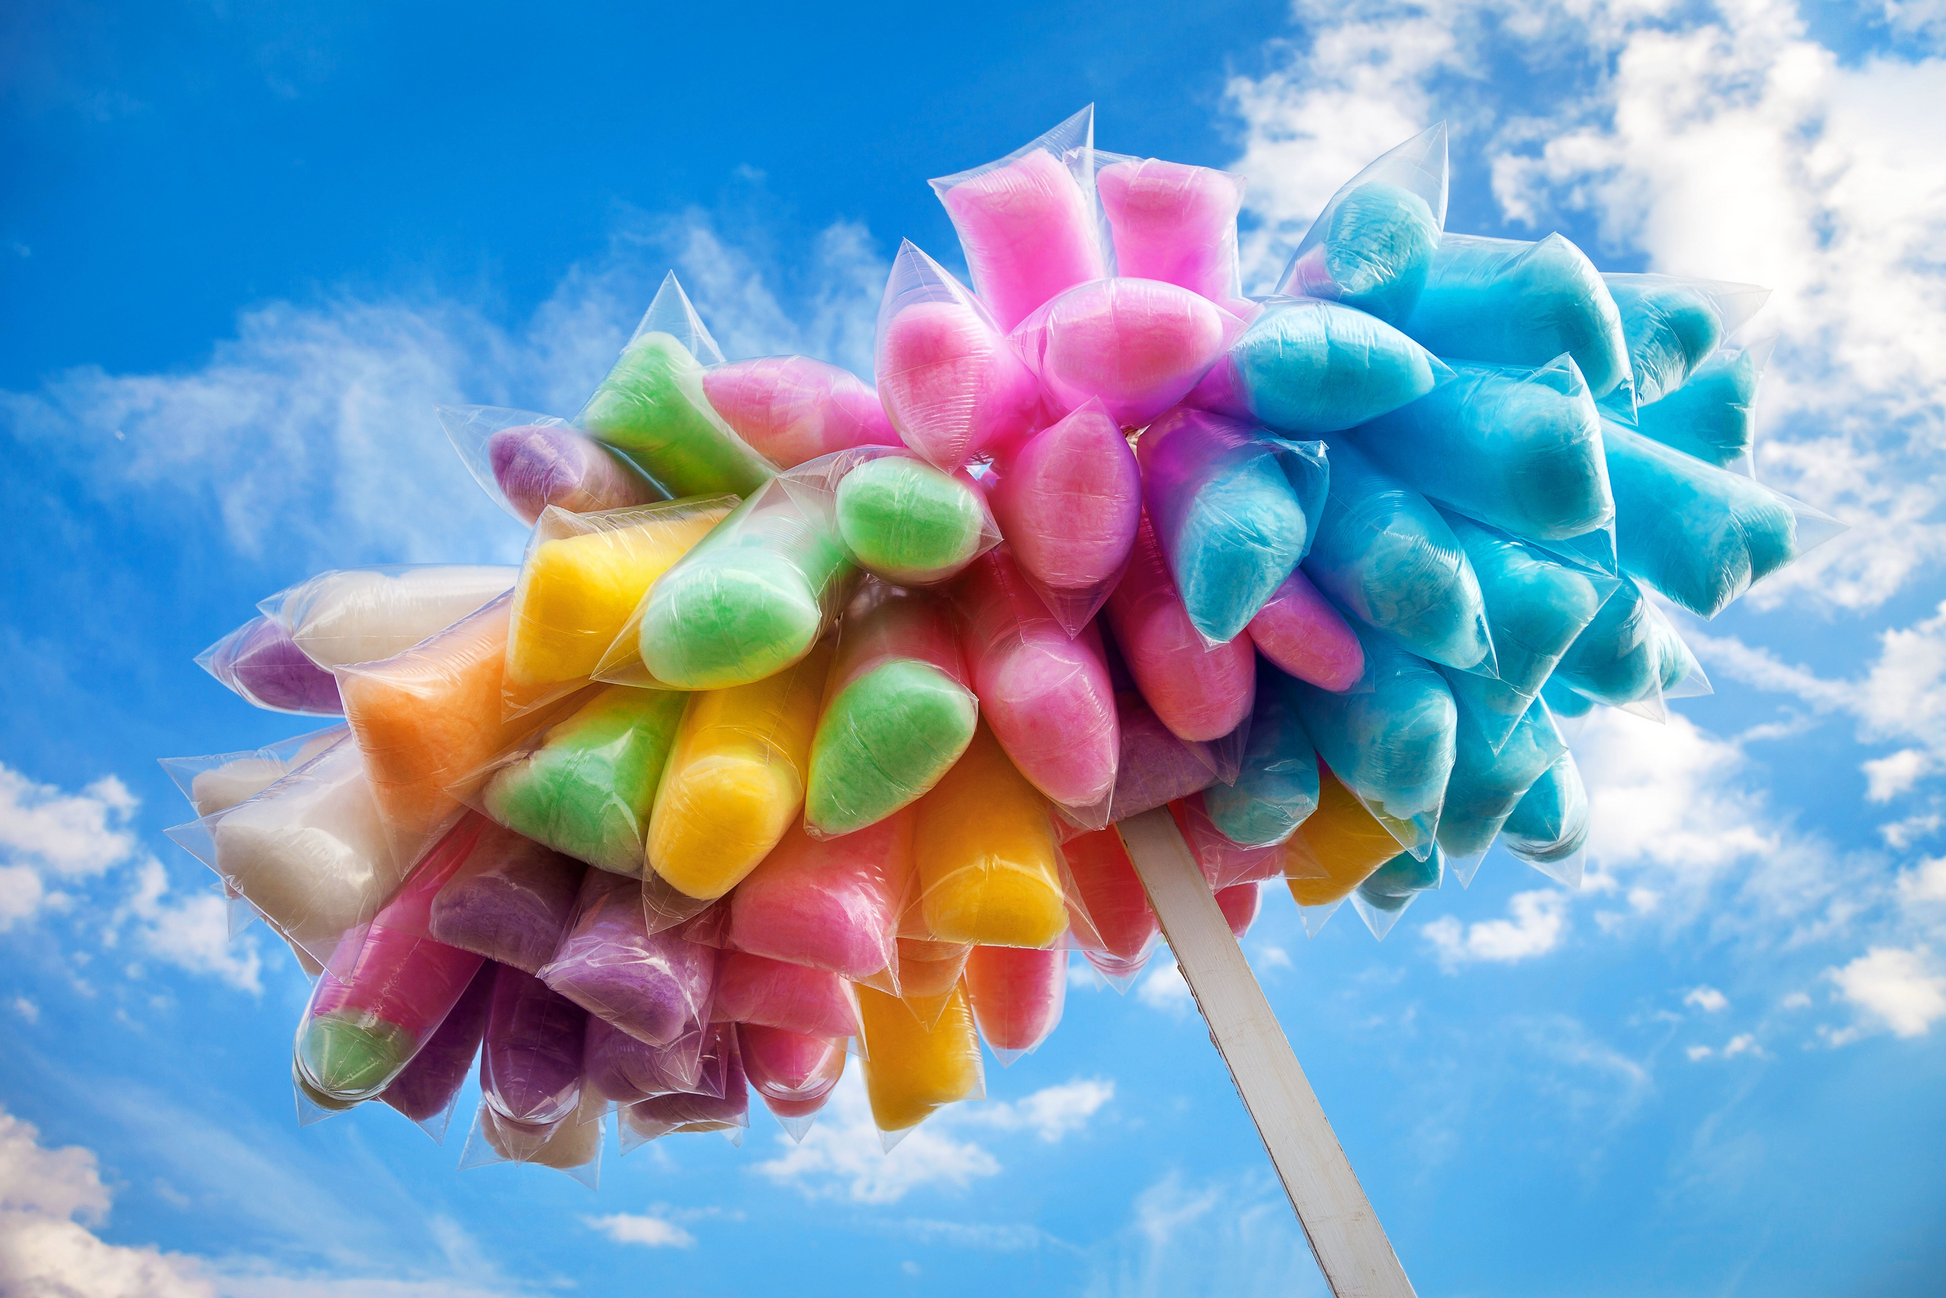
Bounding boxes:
1350 847 1443 939
197 615 342 715
1500 751 1590 879
1285 766 1404 907
833 452 998 586
741 1024 845 1131
480 964 587 1128
430 821 585 975
1095 154 1244 303
160 728 346 820
439 405 667 526
1063 827 1160 985
710 951 860 1041
1203 671 1320 848
857 982 984 1135
381 960 496 1131
1633 342 1770 469
1276 124 1447 325
965 945 1067 1063
1437 701 1566 873
700 356 899 468
1246 569 1365 692
263 565 517 672
621 1024 750 1141
538 868 715 1046
1604 274 1768 406
1105 690 1224 823
729 817 910 982
1550 575 1709 712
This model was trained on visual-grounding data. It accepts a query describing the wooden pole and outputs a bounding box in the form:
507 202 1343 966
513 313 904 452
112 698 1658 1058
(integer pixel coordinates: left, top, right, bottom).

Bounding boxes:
1116 807 1416 1298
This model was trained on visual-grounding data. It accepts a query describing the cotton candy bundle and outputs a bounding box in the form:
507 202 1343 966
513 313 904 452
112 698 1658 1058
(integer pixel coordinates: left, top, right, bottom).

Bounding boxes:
165 103 1840 1177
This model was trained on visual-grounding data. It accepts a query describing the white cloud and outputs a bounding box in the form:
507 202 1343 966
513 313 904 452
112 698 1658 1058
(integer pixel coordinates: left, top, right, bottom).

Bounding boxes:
752 1071 1000 1205
0 766 139 930
583 1213 696 1249
895 1220 1068 1252
1897 856 1946 905
1083 1170 1327 1298
122 859 263 994
1686 1045 1713 1060
961 1080 1115 1143
1135 955 1194 1016
1826 945 1946 1038
1863 749 1932 803
1721 1033 1761 1058
1422 890 1570 970
1685 986 1730 1013
10 996 37 1024
1781 991 1812 1009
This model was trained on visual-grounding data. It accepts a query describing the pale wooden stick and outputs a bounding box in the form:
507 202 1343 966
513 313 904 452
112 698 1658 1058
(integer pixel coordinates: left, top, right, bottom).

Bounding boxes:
1116 807 1417 1298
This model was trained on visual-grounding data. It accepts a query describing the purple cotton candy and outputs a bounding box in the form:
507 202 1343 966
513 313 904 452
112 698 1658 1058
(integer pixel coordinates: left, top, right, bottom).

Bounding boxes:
1105 692 1221 822
489 423 664 524
479 965 587 1127
621 1024 749 1138
430 821 586 975
381 960 497 1123
197 615 342 715
537 869 716 1046
583 1015 715 1104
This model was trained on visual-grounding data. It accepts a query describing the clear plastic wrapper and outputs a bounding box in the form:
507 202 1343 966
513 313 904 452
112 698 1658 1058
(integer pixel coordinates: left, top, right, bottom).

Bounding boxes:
1137 407 1327 643
909 721 1070 949
875 241 1048 470
1106 691 1222 823
159 727 347 818
831 449 999 586
1275 123 1447 325
1436 701 1566 883
930 105 1109 333
1403 233 1632 399
983 399 1141 634
1284 766 1409 909
575 271 777 498
805 586 978 836
1441 513 1619 748
739 1024 845 1139
1288 628 1456 855
1603 418 1838 618
381 959 496 1140
1202 670 1320 848
1632 340 1772 470
537 868 716 1047
620 1024 749 1144
337 594 583 868
611 469 859 691
1550 575 1710 716
856 982 984 1141
1349 847 1444 940
429 820 585 975
477 685 687 876
1300 440 1496 674
1062 827 1161 987
1175 795 1303 892
504 498 734 707
955 547 1120 810
438 405 668 526
1217 880 1264 938
710 950 860 1040
197 615 343 715
644 638 832 904
1103 511 1257 742
1094 153 1245 303
1603 274 1768 406
585 1014 715 1105
462 1087 605 1186
1352 356 1613 544
886 936 976 1030
1500 751 1590 886
262 564 518 671
729 817 911 983
478 963 588 1129
166 734 398 970
1187 298 1448 435
1245 569 1365 692
965 945 1067 1065
291 819 487 1107
700 355 899 468
1008 278 1245 427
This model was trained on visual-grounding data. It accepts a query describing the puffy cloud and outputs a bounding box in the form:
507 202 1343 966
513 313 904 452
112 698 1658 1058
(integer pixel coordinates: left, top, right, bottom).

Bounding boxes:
960 1080 1114 1144
582 1214 696 1249
1826 945 1946 1038
1422 890 1570 971
1685 986 1730 1013
1135 954 1194 1016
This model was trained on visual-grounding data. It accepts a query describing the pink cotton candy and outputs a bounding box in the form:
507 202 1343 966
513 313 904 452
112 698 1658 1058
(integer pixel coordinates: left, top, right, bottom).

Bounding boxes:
1247 569 1366 691
1010 279 1242 428
878 299 1044 470
964 944 1067 1060
955 549 1120 810
700 356 900 469
1096 158 1246 304
727 818 910 980
1216 881 1263 937
936 148 1107 333
740 1024 844 1121
985 401 1140 634
710 950 860 1040
1104 512 1256 742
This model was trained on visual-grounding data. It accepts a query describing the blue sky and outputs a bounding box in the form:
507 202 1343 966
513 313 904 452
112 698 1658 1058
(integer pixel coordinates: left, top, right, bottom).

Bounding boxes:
4 2 1946 1295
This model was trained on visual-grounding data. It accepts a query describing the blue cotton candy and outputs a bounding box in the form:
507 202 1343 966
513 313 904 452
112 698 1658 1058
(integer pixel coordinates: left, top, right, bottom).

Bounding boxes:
1203 670 1321 847
1439 700 1566 861
1139 408 1328 644
1549 576 1662 708
1355 846 1444 917
1539 676 1595 719
1633 346 1765 467
1404 233 1632 399
1289 628 1457 843
1439 513 1618 747
1500 752 1589 866
1224 299 1446 434
1352 356 1612 543
1300 440 1495 674
1604 420 1799 618
1605 276 1725 406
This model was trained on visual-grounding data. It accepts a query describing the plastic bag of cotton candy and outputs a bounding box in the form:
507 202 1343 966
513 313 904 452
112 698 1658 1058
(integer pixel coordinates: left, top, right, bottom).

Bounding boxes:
163 103 1842 1179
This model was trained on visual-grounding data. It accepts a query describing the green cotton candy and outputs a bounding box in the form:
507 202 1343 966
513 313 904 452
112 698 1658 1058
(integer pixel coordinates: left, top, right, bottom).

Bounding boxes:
834 457 986 584
482 686 687 874
805 658 980 836
1633 349 1760 467
638 487 859 689
580 332 775 497
296 1012 415 1101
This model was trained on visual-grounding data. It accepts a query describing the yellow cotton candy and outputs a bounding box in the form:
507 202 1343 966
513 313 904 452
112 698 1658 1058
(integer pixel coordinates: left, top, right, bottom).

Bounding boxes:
910 722 1067 948
645 638 832 899
506 501 731 692
1286 769 1400 906
857 983 982 1132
